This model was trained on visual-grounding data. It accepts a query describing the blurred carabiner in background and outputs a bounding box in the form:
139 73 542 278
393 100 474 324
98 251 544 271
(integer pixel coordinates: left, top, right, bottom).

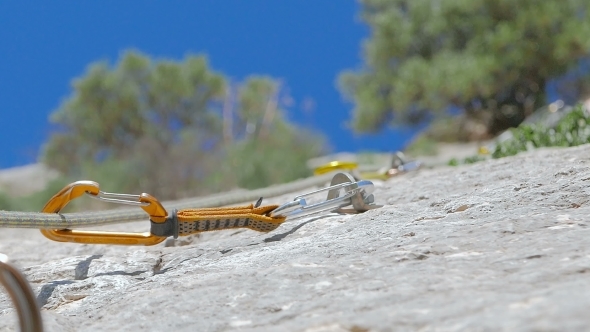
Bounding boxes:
0 253 44 332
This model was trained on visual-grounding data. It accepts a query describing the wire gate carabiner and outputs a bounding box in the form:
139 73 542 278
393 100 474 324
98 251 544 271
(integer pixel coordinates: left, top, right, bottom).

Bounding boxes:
0 253 44 332
40 180 168 245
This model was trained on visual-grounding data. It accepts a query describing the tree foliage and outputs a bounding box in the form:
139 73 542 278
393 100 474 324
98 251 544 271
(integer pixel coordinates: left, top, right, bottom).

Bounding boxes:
42 51 326 199
227 77 325 189
340 0 590 138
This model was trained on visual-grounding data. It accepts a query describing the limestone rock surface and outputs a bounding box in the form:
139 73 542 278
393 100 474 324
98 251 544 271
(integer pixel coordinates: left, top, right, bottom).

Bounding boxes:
1 145 590 331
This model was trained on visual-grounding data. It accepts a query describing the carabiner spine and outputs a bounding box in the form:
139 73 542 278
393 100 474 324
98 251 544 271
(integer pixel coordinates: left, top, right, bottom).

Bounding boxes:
39 229 166 245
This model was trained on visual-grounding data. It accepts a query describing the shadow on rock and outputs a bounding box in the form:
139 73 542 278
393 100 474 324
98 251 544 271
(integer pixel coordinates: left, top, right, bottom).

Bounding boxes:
94 270 148 279
37 280 75 307
263 216 324 243
74 255 103 280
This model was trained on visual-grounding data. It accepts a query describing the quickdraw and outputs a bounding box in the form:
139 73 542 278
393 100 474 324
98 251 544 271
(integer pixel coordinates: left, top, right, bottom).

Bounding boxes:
38 172 379 246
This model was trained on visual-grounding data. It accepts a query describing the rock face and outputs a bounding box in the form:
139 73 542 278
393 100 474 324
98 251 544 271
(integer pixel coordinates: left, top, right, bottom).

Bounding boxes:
1 145 590 331
0 164 58 197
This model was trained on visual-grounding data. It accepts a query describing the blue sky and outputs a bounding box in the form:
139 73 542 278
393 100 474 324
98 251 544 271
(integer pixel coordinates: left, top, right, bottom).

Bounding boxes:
0 1 420 169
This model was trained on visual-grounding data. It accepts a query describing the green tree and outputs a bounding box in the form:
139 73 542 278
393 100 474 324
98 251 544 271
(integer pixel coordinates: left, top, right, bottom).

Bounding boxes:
43 51 227 198
42 51 326 200
227 76 326 189
339 0 590 138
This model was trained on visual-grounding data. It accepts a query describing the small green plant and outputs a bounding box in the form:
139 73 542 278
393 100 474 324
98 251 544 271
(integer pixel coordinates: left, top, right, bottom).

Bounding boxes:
492 105 589 159
447 158 459 166
463 155 488 164
449 104 589 166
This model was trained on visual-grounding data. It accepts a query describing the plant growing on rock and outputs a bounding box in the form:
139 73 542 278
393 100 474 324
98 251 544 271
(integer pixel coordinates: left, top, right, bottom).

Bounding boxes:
448 104 589 166
492 105 590 158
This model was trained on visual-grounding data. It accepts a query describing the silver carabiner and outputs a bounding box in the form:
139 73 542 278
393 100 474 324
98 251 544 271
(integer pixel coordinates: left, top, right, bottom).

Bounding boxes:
0 253 44 332
270 172 380 220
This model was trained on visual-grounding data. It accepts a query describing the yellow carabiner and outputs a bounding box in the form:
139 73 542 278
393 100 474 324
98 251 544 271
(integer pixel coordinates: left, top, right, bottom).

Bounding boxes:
40 181 168 246
313 161 359 176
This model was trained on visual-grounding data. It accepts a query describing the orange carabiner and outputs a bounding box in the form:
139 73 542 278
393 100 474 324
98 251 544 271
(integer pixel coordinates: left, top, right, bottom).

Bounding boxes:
40 181 168 246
